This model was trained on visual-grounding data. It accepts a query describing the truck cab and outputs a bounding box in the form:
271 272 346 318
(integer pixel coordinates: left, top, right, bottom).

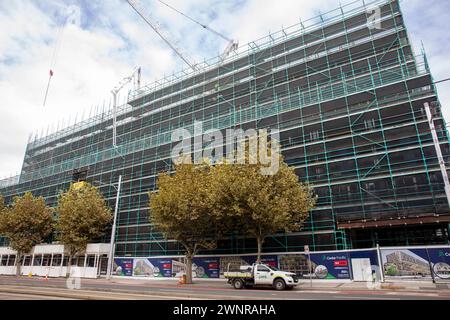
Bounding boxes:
224 263 299 290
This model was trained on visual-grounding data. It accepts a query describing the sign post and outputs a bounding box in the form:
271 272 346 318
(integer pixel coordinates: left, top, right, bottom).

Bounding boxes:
305 245 312 288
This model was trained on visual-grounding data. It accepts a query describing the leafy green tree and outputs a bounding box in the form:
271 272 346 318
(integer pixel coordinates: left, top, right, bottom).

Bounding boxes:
0 192 54 276
212 154 316 263
55 182 112 276
149 160 222 284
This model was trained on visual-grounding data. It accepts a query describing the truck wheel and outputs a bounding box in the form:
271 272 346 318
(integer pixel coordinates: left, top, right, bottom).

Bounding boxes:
233 279 244 290
273 279 286 291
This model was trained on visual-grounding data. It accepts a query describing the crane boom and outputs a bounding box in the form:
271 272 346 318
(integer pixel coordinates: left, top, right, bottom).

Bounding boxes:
126 0 198 71
156 0 238 60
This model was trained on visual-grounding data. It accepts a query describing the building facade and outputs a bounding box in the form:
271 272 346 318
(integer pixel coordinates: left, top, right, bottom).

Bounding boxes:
1 0 450 258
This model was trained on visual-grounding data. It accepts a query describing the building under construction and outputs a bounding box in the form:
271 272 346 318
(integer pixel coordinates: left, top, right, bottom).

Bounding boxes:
1 0 450 257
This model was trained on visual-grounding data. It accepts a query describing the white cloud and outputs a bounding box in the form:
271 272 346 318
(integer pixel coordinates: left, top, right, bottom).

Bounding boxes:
0 0 449 178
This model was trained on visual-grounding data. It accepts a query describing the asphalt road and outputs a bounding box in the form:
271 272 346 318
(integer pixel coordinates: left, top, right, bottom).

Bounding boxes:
0 276 448 300
0 291 76 300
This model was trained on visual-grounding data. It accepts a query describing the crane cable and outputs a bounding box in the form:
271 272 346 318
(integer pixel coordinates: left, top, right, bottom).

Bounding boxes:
43 16 67 107
155 0 232 43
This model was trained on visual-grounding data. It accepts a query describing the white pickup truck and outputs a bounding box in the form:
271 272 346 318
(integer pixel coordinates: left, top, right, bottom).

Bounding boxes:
224 263 299 290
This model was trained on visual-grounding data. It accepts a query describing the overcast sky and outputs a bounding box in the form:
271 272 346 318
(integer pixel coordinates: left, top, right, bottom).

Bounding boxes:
0 0 449 179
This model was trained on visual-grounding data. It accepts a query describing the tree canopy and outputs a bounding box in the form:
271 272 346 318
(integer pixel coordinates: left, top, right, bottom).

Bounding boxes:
150 160 225 284
151 144 317 281
212 159 316 262
0 192 54 275
55 182 112 269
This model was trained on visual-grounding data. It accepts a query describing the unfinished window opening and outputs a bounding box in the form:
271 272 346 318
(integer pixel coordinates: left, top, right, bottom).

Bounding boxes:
72 168 88 182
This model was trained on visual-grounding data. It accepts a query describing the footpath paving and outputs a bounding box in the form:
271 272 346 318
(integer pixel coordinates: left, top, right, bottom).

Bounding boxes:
108 275 450 290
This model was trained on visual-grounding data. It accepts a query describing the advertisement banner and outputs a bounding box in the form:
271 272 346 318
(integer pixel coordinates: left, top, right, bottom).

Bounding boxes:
381 247 450 280
113 258 133 276
171 257 220 278
381 248 431 279
193 257 220 278
133 258 173 277
278 253 350 279
427 248 450 280
309 252 351 279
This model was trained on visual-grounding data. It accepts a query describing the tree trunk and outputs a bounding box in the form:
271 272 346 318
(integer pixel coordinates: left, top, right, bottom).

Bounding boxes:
185 255 193 284
15 252 21 277
66 255 73 278
256 237 264 264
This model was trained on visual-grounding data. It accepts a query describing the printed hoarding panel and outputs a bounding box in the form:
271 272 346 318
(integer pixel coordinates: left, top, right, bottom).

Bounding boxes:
171 257 220 278
381 249 431 279
381 247 450 280
428 248 450 280
278 253 351 279
309 252 351 279
113 258 133 276
133 258 172 277
193 257 220 278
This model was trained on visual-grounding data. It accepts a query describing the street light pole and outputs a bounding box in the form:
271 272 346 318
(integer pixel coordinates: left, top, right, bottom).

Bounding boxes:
106 175 122 280
424 102 450 207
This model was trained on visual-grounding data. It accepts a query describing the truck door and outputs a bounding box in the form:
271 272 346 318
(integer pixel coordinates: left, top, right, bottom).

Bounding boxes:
254 265 273 285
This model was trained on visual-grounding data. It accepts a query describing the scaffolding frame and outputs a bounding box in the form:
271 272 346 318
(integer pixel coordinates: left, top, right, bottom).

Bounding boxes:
1 0 450 255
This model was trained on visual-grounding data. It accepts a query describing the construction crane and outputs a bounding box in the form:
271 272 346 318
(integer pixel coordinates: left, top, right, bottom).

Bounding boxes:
126 0 199 71
112 66 141 148
126 0 238 70
155 0 238 61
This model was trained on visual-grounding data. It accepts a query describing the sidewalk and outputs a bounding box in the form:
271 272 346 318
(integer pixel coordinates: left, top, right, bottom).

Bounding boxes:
295 280 450 292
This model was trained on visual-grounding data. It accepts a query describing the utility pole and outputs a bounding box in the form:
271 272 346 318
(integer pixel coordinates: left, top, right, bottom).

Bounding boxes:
424 102 450 207
106 175 122 280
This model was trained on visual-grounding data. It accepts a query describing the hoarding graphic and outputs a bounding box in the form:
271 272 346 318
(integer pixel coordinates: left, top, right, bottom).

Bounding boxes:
113 258 133 276
193 257 220 278
381 247 450 280
133 258 172 277
309 253 351 279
